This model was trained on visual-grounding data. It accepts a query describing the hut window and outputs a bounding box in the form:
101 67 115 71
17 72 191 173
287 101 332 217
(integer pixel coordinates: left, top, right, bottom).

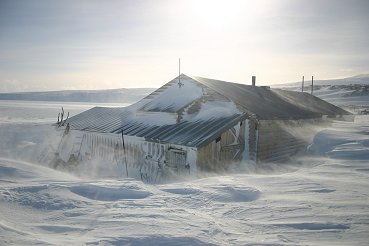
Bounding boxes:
216 136 221 143
240 121 243 126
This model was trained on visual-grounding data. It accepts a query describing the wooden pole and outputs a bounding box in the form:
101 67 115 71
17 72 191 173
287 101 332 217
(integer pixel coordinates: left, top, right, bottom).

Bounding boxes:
311 76 314 95
302 76 304 92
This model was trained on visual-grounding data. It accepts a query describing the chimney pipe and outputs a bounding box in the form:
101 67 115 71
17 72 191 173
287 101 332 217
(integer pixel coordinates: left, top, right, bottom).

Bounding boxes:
252 76 256 86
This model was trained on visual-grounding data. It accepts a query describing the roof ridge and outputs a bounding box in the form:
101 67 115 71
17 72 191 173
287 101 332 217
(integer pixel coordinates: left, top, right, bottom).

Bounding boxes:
189 75 251 88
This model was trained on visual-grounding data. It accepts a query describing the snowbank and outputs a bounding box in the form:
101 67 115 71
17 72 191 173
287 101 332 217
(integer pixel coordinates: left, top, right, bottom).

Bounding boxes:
309 116 369 159
1 101 369 245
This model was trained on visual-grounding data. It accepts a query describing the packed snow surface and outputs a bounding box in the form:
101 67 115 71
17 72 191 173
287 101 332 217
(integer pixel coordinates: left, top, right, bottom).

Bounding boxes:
1 99 369 245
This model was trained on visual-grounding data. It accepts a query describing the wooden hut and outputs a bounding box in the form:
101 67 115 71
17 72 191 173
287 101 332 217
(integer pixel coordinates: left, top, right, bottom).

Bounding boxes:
55 74 353 181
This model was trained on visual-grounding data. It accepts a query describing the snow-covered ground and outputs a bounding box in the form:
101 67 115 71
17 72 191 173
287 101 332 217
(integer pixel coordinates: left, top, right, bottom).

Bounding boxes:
1 99 369 245
313 86 369 111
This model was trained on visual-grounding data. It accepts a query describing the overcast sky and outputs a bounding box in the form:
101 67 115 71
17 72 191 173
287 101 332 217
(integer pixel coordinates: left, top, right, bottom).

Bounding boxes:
0 0 368 92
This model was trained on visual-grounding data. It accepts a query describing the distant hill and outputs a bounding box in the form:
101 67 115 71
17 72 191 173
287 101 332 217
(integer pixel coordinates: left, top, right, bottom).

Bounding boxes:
275 74 369 87
0 88 155 103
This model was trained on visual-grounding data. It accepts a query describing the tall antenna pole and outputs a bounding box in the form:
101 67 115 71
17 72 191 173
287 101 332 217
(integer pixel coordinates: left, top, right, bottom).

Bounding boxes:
302 76 304 92
178 58 183 88
311 76 314 95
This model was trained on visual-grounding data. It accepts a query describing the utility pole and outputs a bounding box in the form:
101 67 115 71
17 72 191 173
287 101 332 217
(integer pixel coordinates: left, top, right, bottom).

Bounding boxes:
302 76 304 92
311 76 314 95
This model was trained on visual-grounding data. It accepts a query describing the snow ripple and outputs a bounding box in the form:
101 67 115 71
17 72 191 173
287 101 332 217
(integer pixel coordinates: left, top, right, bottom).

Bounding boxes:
2 185 78 210
206 186 261 203
87 236 216 246
162 185 261 203
274 222 349 230
0 165 33 180
69 184 152 201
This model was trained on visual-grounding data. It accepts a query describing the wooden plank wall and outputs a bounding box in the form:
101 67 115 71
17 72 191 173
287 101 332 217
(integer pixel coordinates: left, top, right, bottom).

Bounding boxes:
197 119 252 172
247 119 258 162
256 119 323 163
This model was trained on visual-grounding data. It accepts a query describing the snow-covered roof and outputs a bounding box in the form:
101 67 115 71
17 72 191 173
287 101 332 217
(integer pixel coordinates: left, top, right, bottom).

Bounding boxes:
66 74 350 147
66 106 245 147
138 76 204 113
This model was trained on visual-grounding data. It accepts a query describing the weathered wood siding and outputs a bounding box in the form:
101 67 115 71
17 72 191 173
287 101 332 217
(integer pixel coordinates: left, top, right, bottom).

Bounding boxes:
197 119 252 171
256 119 323 162
247 119 258 162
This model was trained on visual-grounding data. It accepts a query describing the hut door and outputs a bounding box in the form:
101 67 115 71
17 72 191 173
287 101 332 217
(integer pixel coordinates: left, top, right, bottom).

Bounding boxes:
165 148 188 174
220 121 247 162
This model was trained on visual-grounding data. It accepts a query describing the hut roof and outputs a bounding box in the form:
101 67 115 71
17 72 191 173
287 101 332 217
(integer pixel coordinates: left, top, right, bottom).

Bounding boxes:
65 106 245 148
65 74 351 147
192 75 349 120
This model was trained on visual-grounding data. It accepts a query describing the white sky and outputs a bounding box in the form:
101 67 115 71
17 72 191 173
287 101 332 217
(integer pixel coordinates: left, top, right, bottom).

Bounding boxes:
0 0 368 92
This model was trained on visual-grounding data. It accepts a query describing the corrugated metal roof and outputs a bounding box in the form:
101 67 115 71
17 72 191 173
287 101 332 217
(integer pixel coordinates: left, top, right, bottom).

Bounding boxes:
272 89 349 117
192 76 351 120
66 106 246 147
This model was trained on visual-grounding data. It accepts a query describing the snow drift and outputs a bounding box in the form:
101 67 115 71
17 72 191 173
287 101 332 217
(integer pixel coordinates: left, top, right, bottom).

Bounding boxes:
0 98 369 245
